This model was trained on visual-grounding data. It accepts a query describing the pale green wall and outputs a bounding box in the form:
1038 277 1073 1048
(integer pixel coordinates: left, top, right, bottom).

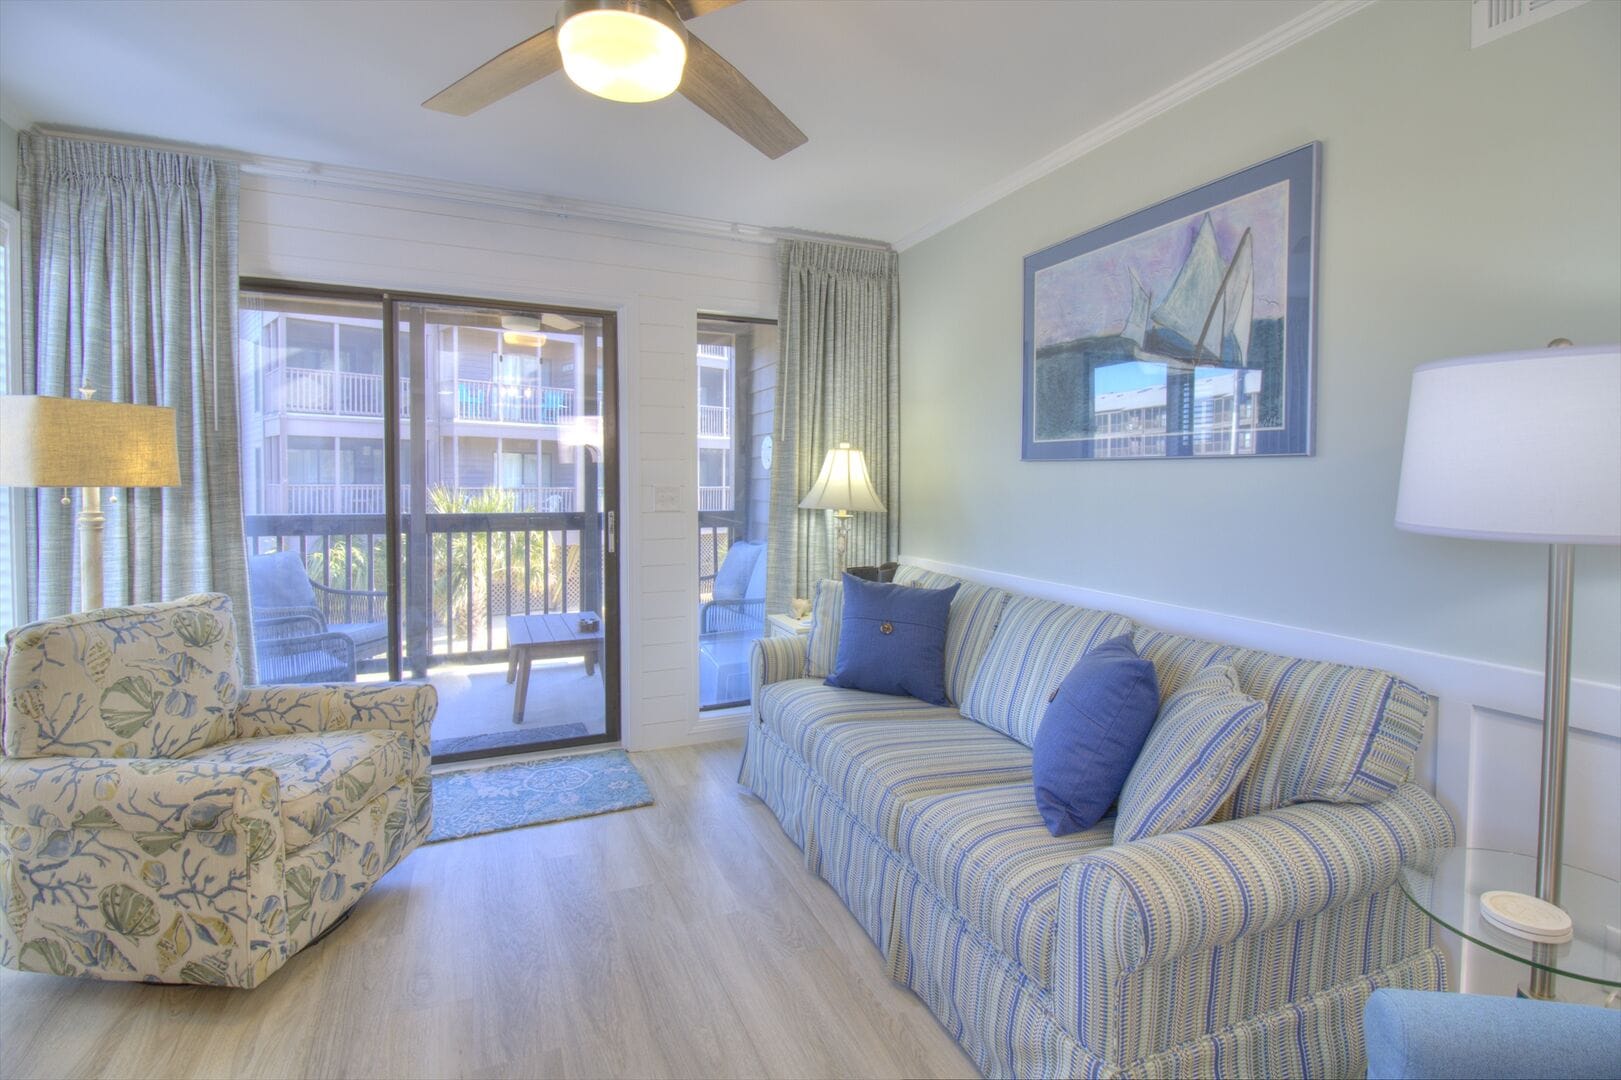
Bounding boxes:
899 0 1621 683
0 118 17 207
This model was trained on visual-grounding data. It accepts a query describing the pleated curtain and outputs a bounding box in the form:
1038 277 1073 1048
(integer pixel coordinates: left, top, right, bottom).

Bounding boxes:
766 239 900 611
17 132 252 672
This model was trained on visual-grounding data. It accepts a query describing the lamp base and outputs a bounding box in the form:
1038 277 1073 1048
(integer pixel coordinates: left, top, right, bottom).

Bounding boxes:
1480 890 1574 944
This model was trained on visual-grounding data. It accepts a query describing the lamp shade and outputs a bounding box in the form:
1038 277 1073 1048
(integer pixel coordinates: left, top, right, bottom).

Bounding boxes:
1394 345 1621 544
800 442 886 514
0 395 181 488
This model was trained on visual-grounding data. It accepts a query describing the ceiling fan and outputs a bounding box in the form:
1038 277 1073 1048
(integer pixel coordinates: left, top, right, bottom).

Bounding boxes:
423 0 807 159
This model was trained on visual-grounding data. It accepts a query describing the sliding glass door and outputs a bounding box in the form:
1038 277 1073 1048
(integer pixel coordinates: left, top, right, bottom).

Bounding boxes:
238 284 619 762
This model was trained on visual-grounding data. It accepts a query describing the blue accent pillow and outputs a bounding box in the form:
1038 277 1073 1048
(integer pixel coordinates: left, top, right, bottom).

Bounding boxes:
1031 634 1161 836
825 573 959 706
1114 663 1267 843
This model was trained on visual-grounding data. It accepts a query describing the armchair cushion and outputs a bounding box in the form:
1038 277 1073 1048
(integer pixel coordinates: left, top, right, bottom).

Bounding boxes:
1 595 242 760
713 540 764 601
1364 989 1621 1080
184 730 410 851
248 550 318 611
0 753 279 835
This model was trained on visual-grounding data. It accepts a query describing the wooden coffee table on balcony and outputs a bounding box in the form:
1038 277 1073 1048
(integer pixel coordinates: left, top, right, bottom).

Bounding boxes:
505 612 603 724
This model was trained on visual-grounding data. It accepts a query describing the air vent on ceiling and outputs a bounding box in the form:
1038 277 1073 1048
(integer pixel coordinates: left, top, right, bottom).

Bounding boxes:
1472 0 1589 48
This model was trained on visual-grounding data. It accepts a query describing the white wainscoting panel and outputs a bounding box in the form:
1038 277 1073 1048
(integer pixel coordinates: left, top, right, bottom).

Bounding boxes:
903 554 1621 998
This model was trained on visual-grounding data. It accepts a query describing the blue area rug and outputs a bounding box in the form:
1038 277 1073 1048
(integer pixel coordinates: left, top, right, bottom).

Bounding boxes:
426 749 653 843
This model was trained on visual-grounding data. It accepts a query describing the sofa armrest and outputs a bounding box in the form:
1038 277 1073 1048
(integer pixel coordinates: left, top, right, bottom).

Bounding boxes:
234 682 436 771
0 754 281 836
750 634 807 704
1059 783 1454 977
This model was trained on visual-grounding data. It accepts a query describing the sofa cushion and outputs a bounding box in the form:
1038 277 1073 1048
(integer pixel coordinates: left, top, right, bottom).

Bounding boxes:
826 575 959 706
2 594 242 760
896 781 1114 989
1132 627 1238 704
185 729 410 851
894 565 1012 707
805 578 844 678
1114 664 1267 842
806 717 1034 845
959 595 1135 747
1135 628 1429 816
756 678 954 761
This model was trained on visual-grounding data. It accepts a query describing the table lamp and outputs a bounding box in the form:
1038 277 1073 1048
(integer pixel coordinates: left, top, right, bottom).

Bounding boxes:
0 393 181 612
1395 342 1621 999
799 442 886 575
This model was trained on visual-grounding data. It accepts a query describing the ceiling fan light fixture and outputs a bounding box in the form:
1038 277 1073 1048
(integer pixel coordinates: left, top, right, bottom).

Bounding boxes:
557 0 688 104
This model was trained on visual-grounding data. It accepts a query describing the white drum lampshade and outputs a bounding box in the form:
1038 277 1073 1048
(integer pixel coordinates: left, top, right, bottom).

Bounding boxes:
1395 345 1621 544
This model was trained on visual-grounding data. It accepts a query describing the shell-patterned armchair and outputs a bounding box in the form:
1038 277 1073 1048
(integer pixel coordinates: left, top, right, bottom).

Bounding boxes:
0 594 435 987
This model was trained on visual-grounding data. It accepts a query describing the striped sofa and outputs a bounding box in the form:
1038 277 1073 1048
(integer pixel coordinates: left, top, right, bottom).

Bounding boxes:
739 565 1453 1079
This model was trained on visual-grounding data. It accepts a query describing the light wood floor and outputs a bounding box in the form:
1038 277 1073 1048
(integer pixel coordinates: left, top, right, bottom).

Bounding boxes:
0 740 976 1080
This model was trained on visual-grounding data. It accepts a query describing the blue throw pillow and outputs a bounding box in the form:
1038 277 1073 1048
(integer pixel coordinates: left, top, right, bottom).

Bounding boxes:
1031 634 1161 836
825 573 959 706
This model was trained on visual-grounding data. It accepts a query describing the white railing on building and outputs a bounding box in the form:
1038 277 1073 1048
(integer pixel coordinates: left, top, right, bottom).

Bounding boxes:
698 486 732 512
276 368 410 418
268 484 580 515
698 404 730 438
697 343 731 362
455 380 576 425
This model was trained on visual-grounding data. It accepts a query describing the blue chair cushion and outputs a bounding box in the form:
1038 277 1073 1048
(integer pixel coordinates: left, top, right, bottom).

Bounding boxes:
825 574 959 706
712 541 764 601
1114 663 1266 842
1031 634 1160 836
1365 988 1621 1080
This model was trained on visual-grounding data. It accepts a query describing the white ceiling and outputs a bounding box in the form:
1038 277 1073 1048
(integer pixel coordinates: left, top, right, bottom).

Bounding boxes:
0 0 1321 245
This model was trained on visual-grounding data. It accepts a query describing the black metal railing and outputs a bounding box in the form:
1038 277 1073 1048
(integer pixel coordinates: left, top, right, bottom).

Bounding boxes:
246 510 603 669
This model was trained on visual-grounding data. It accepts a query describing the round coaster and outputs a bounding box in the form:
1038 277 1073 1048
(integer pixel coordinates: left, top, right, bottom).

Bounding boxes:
1479 890 1574 944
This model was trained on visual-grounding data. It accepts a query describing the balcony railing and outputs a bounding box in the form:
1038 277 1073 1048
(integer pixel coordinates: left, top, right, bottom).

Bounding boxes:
266 483 579 516
456 380 576 425
247 509 733 672
698 404 730 438
275 367 410 418
698 486 732 512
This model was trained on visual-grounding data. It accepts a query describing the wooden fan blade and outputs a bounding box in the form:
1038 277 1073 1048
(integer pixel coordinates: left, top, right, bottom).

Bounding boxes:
670 0 745 19
678 32 806 159
423 28 562 116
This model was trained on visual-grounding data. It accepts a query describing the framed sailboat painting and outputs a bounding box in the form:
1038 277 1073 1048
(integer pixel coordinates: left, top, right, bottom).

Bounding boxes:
1022 143 1319 460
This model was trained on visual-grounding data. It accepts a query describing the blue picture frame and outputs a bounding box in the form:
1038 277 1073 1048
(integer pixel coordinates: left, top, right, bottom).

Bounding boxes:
1022 143 1319 461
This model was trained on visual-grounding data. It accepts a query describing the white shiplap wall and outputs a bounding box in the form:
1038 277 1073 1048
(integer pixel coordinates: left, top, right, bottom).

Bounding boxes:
238 173 777 750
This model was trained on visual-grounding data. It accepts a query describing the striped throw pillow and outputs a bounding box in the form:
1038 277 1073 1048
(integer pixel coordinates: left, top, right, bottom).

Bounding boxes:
1114 663 1267 843
804 578 844 678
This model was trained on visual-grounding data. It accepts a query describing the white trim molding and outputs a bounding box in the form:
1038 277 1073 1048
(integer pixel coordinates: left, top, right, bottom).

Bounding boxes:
892 0 1375 251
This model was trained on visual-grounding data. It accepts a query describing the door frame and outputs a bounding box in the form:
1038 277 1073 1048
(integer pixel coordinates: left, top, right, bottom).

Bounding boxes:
241 278 622 762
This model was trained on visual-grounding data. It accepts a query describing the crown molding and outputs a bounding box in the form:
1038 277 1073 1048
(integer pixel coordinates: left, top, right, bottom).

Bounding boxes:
892 0 1375 252
28 124 889 252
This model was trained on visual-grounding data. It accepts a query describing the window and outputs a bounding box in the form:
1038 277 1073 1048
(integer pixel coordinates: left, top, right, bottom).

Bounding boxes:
285 318 335 370
339 324 383 375
696 316 779 710
288 436 334 485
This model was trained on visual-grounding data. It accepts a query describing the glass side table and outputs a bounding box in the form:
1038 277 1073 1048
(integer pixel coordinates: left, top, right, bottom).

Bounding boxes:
1399 847 1621 1003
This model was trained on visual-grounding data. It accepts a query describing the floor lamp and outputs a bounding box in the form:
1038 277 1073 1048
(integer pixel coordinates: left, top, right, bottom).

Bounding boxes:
0 393 181 612
799 442 886 576
1394 342 1621 999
